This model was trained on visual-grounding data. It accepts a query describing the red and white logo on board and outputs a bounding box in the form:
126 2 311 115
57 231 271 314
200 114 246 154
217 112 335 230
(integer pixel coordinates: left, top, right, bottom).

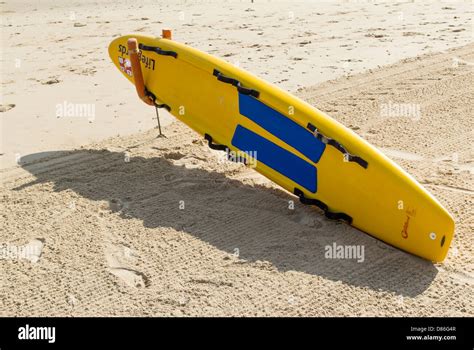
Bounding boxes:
118 57 133 77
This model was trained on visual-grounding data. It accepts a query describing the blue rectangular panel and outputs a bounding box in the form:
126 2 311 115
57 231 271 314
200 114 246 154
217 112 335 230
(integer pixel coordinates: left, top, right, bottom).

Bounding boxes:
231 125 317 193
238 93 326 163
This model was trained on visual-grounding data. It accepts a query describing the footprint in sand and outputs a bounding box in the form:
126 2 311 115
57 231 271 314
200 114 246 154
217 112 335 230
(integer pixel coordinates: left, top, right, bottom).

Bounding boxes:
163 151 185 160
289 212 323 229
108 198 130 212
108 267 147 288
166 152 209 169
0 104 15 112
104 242 148 288
41 78 61 85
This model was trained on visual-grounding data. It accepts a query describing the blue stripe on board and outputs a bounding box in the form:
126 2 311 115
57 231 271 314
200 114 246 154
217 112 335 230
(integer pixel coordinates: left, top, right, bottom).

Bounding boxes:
238 93 326 163
231 125 317 193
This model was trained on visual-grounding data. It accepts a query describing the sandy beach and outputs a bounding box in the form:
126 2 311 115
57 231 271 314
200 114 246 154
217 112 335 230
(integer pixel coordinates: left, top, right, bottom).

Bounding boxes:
1 1 473 316
2 0 474 168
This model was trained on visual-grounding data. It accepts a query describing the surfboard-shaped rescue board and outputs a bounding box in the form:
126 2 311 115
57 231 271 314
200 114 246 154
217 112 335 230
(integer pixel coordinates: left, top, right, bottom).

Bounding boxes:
108 34 455 262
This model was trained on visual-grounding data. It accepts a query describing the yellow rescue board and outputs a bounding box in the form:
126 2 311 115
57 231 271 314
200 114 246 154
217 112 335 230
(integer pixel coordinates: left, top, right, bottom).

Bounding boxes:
108 34 455 262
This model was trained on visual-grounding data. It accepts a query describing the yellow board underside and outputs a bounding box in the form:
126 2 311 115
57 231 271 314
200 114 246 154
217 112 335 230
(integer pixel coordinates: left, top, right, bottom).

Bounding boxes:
108 34 455 262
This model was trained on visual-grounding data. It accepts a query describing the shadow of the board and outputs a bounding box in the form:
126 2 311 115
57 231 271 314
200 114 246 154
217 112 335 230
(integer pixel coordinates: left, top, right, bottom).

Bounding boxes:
16 149 438 297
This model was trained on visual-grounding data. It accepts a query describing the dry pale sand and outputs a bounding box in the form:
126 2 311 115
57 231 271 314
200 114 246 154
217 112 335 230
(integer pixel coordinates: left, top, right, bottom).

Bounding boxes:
1 0 474 168
0 43 472 317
